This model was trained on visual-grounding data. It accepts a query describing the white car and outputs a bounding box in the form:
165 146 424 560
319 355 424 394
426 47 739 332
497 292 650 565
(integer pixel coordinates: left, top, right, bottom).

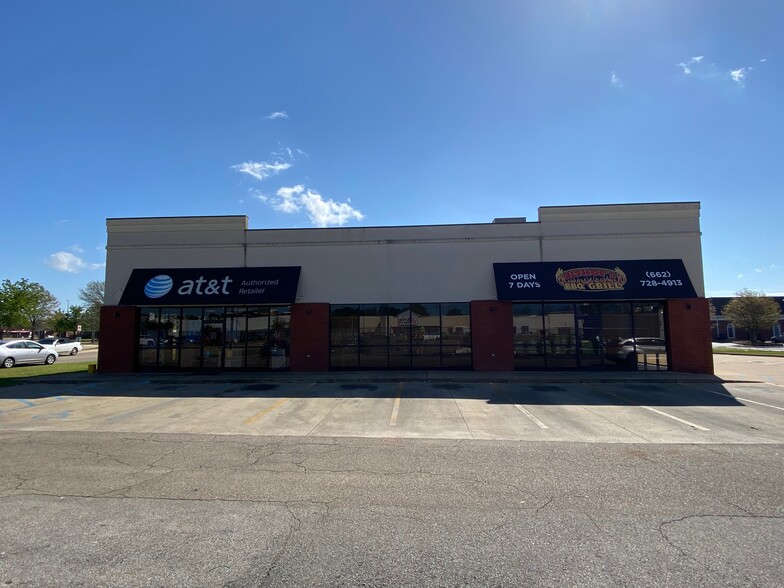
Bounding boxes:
38 337 83 356
0 340 58 368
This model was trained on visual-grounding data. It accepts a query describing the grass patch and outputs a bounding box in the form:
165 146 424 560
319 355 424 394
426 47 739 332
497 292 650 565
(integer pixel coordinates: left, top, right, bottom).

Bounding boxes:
713 348 784 357
0 362 92 386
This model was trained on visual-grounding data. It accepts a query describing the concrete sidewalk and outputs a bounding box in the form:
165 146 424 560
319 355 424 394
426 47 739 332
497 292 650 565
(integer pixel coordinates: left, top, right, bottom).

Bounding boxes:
15 368 744 386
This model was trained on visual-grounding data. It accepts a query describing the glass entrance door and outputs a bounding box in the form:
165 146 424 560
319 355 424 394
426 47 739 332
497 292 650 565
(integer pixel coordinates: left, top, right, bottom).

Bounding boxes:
576 303 603 368
201 321 224 368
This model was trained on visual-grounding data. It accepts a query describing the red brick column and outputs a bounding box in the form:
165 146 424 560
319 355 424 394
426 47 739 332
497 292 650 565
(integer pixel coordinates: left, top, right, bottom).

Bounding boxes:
97 306 139 373
664 298 714 374
290 303 330 371
470 300 514 371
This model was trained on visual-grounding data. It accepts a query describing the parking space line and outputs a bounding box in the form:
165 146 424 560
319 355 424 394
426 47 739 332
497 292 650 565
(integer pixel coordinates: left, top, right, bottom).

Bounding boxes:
107 398 183 423
490 383 548 429
243 383 315 427
587 385 709 431
389 383 403 426
682 383 784 412
244 397 291 426
638 405 710 431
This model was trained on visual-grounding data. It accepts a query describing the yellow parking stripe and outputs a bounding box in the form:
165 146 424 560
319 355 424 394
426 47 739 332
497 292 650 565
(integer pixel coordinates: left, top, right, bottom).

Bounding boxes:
389 382 403 426
243 383 314 426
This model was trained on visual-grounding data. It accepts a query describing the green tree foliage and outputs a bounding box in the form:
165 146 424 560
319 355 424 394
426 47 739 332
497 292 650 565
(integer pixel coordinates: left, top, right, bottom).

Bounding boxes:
52 306 84 336
78 280 104 339
0 279 59 338
723 289 782 343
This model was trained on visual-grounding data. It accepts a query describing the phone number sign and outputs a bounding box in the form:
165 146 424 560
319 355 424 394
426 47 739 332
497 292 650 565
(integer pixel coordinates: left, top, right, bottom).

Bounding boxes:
494 259 697 301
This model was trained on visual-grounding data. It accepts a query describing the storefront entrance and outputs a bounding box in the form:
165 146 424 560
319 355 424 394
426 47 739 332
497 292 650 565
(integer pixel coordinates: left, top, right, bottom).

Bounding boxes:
137 306 291 370
512 301 667 370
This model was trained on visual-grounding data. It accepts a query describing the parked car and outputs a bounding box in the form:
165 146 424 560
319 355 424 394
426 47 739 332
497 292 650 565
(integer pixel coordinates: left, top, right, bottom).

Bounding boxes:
605 337 666 363
139 336 157 347
38 337 83 356
0 340 58 368
771 334 784 344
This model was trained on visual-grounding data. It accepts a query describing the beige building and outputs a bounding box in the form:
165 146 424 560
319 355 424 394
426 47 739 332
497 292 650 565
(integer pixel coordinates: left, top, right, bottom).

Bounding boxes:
99 202 713 374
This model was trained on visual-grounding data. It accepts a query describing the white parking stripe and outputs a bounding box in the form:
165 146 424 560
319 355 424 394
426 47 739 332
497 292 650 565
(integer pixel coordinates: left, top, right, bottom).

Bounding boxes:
490 383 548 429
513 403 548 429
587 385 709 431
682 384 784 412
638 405 710 431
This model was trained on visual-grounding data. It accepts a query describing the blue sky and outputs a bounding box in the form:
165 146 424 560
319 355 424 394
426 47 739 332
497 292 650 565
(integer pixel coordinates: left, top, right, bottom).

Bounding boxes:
2 1 782 309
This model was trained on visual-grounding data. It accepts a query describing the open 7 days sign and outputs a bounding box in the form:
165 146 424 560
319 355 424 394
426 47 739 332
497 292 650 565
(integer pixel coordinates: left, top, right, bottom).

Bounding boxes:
118 267 301 305
493 259 697 301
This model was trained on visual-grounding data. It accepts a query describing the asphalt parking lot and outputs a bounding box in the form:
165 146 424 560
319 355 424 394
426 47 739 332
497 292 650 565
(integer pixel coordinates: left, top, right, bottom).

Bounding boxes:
1 359 783 444
2 357 783 587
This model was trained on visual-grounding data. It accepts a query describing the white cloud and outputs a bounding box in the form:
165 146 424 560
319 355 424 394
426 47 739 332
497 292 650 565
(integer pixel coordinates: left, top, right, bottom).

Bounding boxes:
273 185 305 214
610 71 624 88
730 67 750 85
754 268 763 273
737 273 744 279
46 252 103 273
70 245 85 254
265 111 289 120
677 56 703 75
267 185 364 227
232 160 292 181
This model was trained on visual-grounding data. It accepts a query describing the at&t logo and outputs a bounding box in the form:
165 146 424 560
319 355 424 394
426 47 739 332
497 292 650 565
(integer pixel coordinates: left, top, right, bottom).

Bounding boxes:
144 275 174 299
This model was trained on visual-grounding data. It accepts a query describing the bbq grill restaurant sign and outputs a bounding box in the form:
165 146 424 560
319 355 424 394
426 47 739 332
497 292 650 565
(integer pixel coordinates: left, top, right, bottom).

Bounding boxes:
494 259 696 301
119 267 301 305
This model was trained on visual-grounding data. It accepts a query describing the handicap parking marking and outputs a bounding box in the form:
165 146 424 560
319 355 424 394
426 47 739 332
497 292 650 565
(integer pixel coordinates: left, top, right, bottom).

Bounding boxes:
31 410 72 421
106 398 185 423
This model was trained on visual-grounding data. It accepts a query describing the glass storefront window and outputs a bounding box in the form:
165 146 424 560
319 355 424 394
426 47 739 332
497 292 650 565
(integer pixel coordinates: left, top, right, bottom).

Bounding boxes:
633 301 667 370
159 308 181 368
246 307 270 369
134 306 293 370
138 308 159 367
330 302 472 370
331 305 359 368
269 307 291 370
513 303 545 369
543 303 577 369
576 303 603 369
224 307 246 368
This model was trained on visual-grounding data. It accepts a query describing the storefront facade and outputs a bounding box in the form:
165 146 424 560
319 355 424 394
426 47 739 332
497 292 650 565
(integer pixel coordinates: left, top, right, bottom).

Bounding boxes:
99 202 713 374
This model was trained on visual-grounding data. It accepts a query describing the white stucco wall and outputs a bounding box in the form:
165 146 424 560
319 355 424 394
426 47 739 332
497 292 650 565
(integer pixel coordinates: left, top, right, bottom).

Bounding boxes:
104 202 704 305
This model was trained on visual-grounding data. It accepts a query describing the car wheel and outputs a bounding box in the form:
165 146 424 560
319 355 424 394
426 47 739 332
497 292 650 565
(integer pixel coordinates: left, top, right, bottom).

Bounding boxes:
147 341 155 347
3 357 15 368
70 347 79 355
45 354 56 365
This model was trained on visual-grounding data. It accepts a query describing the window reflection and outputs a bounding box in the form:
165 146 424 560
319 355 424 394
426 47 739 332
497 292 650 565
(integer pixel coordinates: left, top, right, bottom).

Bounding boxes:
135 305 289 370
329 302 473 370
512 301 669 371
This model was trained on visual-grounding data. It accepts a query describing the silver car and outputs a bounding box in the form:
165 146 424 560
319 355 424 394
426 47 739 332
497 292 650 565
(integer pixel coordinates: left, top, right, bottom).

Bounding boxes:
0 340 58 368
38 337 83 356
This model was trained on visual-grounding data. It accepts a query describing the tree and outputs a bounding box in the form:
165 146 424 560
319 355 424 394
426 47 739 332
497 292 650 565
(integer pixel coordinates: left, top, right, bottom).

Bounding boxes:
18 280 59 337
723 289 782 343
78 280 104 341
0 279 59 338
0 280 24 337
53 305 84 337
